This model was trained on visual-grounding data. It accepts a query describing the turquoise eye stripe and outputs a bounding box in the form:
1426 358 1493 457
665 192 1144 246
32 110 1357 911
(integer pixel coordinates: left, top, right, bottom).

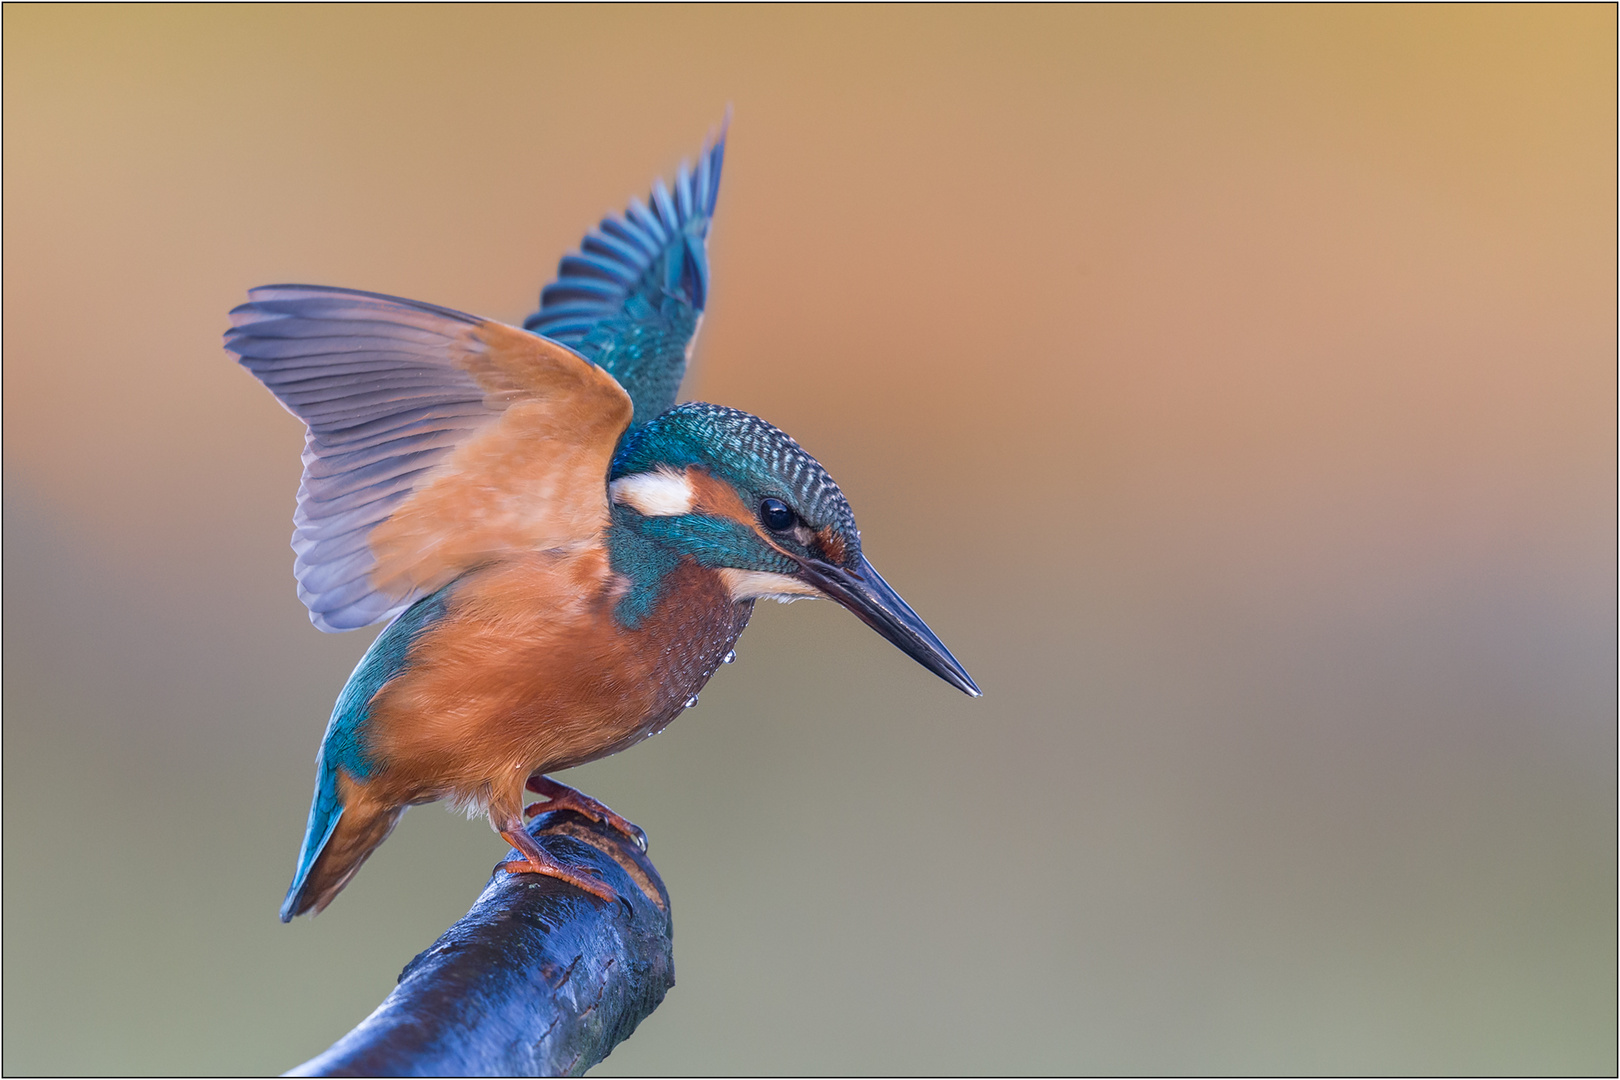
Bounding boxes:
639 514 799 575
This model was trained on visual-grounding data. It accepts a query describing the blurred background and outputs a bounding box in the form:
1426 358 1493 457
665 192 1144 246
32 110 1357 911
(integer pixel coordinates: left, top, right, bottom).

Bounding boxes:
3 6 1614 1074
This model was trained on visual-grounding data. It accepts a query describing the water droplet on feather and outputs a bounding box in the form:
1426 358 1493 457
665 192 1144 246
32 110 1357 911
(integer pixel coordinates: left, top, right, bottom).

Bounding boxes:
722 650 736 664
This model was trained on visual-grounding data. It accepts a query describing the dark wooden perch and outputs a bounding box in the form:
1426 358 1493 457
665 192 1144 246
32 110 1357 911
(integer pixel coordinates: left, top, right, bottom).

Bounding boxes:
287 811 674 1077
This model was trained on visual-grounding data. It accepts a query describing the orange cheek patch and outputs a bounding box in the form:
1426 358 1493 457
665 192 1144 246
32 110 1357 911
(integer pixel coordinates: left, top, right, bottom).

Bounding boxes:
686 468 759 530
812 527 847 565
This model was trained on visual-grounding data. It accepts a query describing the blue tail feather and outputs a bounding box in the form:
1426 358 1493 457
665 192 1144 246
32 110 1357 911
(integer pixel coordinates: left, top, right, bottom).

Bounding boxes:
279 587 453 921
280 751 345 922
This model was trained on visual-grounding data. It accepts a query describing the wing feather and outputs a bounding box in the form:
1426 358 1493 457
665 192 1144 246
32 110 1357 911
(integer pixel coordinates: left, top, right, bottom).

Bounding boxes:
525 121 728 426
226 284 632 631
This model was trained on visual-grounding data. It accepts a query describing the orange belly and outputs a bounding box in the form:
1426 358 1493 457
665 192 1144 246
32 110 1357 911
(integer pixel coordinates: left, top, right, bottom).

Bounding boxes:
359 545 752 813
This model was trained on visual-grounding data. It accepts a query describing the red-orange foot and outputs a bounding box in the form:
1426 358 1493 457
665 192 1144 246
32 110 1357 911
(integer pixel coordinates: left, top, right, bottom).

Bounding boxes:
525 775 648 852
497 831 618 903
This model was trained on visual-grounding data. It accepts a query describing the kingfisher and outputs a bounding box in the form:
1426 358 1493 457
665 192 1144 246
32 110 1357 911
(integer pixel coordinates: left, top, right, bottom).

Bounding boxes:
225 124 979 922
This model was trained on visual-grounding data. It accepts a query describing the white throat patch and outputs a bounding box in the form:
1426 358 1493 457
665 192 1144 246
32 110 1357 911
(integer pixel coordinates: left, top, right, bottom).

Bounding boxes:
608 469 695 517
719 569 826 604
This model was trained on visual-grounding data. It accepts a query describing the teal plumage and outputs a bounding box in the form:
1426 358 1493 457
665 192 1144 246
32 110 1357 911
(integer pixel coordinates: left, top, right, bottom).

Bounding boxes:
525 128 724 427
604 506 684 630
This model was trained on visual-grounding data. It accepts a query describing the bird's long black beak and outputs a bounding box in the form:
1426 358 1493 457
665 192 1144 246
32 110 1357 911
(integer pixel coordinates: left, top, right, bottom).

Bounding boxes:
796 553 981 697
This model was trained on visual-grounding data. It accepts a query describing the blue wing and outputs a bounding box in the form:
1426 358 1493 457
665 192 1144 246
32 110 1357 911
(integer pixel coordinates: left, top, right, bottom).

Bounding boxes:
525 123 726 427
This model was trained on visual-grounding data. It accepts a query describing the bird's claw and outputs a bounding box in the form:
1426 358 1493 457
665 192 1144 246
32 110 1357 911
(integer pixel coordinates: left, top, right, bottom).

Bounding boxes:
618 820 649 853
524 776 648 852
500 856 617 903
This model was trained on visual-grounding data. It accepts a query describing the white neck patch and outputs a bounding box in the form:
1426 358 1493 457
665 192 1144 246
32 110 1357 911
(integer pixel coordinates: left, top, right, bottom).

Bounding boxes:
719 568 826 604
609 468 695 517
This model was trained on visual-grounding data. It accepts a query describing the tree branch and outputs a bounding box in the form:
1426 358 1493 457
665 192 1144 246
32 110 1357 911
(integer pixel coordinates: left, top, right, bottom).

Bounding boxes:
288 811 674 1077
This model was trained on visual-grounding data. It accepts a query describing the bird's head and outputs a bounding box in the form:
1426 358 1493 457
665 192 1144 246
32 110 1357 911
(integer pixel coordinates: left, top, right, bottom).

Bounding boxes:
609 403 979 696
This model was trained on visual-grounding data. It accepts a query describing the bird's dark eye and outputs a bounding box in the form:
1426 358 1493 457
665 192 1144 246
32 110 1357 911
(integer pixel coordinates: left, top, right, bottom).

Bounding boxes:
759 498 797 532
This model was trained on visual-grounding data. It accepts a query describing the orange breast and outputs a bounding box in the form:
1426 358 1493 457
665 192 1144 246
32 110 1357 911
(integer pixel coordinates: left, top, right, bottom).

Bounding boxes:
359 545 753 810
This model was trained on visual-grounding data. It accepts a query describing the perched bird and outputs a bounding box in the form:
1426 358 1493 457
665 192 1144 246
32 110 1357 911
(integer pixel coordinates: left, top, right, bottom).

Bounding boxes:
225 125 979 922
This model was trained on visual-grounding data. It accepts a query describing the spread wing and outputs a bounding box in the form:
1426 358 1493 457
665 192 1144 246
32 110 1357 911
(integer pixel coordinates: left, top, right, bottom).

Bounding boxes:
225 285 633 631
524 124 726 427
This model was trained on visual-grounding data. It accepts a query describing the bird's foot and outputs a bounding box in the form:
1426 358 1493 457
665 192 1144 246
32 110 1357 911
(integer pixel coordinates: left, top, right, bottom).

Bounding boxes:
497 832 618 903
525 775 647 852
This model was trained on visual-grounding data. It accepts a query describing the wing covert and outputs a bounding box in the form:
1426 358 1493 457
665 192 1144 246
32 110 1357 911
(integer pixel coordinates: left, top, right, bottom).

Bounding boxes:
525 123 726 427
226 285 633 632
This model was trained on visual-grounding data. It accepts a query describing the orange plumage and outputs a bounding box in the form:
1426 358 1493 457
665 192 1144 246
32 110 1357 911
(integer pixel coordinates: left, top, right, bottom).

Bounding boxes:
295 547 749 916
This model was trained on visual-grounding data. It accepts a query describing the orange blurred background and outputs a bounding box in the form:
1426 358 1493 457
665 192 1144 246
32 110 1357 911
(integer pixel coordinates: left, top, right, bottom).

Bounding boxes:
4 6 1614 1073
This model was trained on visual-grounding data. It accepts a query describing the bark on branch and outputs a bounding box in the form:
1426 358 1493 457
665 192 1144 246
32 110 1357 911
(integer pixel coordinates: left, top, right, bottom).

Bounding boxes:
287 811 674 1077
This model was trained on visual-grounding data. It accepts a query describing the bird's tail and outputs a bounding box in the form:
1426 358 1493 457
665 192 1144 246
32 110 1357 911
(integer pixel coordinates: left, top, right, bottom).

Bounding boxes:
280 756 402 922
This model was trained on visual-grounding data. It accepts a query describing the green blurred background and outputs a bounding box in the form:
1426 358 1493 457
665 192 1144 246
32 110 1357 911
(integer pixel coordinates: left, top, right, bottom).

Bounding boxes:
4 6 1614 1074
